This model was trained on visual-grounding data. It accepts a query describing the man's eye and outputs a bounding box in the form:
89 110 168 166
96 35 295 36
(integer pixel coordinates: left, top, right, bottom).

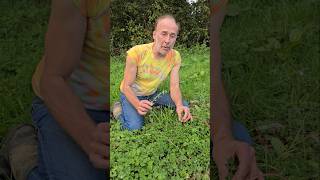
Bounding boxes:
170 34 176 38
161 32 167 36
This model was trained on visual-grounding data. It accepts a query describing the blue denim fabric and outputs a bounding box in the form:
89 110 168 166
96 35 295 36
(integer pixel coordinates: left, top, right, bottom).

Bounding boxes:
119 91 188 131
232 121 253 145
27 97 109 180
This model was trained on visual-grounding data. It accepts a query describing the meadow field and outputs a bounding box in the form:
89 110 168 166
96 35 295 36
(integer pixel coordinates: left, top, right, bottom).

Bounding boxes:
0 0 319 179
110 46 210 179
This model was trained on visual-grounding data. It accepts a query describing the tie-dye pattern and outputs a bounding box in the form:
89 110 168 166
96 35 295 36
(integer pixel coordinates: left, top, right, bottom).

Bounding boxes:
120 43 181 96
32 0 109 110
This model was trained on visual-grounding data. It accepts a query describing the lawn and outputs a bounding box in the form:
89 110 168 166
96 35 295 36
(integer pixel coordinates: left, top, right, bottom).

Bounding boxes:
110 46 210 179
0 1 49 135
214 0 319 179
0 0 319 179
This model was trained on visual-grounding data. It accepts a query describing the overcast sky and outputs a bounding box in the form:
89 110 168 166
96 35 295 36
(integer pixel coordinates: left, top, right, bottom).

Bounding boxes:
187 0 198 4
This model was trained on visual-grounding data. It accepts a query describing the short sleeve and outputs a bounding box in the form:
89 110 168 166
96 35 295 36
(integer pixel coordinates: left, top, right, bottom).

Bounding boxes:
126 45 142 65
72 0 109 18
174 50 182 65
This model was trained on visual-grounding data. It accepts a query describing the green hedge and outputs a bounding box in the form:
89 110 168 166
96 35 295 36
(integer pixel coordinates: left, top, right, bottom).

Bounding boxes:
110 0 209 55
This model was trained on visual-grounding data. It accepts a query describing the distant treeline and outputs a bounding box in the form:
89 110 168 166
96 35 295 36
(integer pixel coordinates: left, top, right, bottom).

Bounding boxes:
111 0 209 55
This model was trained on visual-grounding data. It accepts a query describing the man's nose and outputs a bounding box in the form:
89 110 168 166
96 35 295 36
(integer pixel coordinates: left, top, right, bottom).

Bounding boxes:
164 35 170 43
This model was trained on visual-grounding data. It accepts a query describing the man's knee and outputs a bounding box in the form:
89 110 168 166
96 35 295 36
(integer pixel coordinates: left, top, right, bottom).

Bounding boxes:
121 113 144 131
124 120 144 131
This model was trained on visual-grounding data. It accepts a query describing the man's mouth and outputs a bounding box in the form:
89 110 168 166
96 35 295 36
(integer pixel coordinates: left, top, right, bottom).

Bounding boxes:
162 46 170 50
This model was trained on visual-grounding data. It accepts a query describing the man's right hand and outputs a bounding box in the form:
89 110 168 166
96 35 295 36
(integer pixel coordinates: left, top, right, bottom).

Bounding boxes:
84 122 109 170
213 139 264 180
136 100 153 115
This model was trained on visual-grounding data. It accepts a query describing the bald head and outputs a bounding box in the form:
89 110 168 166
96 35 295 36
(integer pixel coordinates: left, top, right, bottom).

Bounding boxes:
154 15 180 32
152 15 179 58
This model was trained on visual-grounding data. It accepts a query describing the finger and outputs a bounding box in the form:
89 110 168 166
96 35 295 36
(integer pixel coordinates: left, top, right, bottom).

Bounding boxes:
137 109 147 115
99 132 109 145
182 109 188 120
177 111 182 121
250 171 264 180
256 173 264 180
186 111 192 122
91 141 109 158
92 129 108 145
185 113 192 122
140 104 152 111
249 172 264 180
140 103 152 110
217 163 229 180
182 112 190 122
138 106 148 112
144 100 154 106
249 156 264 180
141 100 153 107
233 144 254 180
89 154 109 169
214 152 230 179
97 122 109 133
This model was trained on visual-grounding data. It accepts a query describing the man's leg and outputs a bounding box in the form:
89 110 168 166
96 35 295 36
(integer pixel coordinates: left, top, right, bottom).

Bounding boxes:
27 97 106 180
119 93 145 131
0 124 38 180
232 121 253 145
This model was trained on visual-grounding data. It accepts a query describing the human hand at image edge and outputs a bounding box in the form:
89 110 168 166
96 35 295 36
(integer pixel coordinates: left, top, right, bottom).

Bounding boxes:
213 139 264 180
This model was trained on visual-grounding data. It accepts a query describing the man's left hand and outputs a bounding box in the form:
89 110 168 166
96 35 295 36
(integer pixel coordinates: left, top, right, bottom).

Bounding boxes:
176 106 193 123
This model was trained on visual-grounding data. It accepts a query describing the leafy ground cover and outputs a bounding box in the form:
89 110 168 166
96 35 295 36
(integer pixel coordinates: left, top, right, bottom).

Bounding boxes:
0 0 319 179
212 0 319 179
110 46 210 179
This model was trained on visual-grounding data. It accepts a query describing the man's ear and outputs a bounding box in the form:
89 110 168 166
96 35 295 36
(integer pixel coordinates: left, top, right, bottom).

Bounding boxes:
152 31 156 40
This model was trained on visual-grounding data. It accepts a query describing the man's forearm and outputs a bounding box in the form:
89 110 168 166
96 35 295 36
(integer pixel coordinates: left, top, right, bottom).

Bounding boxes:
122 85 141 109
170 86 183 107
212 31 234 142
40 76 96 153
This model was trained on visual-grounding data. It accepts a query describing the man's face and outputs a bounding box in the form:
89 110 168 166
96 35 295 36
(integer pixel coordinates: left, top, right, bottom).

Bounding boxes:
153 18 179 57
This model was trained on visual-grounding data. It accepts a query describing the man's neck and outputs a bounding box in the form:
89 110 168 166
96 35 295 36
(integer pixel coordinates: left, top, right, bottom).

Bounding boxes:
153 52 166 60
152 45 166 60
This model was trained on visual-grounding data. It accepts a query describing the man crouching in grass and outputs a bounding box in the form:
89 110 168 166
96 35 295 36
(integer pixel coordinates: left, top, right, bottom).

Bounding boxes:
112 15 192 130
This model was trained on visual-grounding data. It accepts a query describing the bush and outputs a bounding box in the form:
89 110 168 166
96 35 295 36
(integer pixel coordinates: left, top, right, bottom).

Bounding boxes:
110 0 209 55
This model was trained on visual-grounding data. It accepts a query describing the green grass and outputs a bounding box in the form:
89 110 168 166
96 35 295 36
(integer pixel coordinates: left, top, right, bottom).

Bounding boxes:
110 45 210 179
216 0 319 179
0 1 50 135
0 0 319 179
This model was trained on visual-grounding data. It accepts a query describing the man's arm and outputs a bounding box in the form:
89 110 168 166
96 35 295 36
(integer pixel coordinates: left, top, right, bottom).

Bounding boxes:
121 57 140 108
170 62 192 122
170 63 183 107
211 0 264 179
122 57 153 115
212 13 233 143
40 0 108 169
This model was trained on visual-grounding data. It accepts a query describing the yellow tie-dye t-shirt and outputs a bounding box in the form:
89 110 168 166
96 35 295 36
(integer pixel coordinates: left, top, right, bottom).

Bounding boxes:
120 43 181 96
32 0 110 110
